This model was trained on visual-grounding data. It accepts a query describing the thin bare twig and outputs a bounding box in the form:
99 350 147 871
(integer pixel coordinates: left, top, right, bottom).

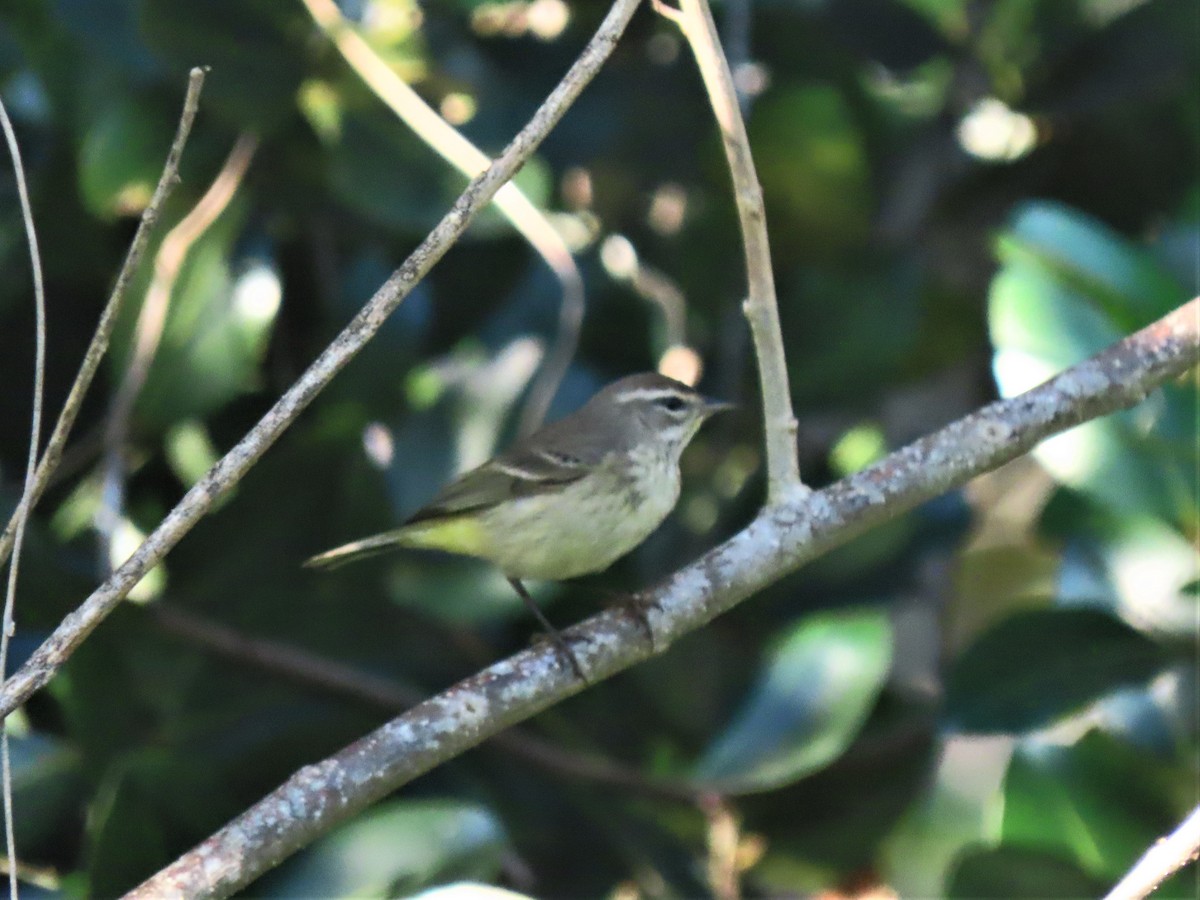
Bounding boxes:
661 0 802 501
0 88 48 900
300 0 584 436
0 0 644 724
1104 805 1200 900
0 68 207 570
150 603 701 804
126 300 1199 899
96 135 258 568
152 603 424 709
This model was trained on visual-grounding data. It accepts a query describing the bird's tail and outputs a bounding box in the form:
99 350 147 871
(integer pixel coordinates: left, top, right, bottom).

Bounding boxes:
302 531 409 571
303 516 487 571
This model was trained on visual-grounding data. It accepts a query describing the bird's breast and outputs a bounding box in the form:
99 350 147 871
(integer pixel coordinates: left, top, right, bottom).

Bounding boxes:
477 450 680 581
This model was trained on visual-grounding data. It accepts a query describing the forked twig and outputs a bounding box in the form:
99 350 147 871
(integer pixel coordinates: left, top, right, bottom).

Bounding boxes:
657 0 802 501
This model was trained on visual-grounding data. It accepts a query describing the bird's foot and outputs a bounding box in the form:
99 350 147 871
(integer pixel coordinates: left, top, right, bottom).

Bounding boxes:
508 577 589 683
528 628 590 684
598 589 658 652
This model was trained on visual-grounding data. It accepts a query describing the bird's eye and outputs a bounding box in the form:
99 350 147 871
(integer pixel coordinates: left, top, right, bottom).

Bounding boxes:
657 395 687 413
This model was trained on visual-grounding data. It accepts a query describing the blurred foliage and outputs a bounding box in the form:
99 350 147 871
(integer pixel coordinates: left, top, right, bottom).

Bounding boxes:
258 800 511 897
0 0 1196 896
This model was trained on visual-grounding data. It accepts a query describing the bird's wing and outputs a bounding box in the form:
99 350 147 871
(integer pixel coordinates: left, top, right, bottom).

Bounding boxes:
403 442 596 525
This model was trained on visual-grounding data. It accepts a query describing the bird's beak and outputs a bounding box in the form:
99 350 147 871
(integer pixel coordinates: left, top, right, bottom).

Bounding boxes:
701 397 735 417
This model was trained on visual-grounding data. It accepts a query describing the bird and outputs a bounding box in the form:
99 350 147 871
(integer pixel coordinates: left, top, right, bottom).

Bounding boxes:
305 372 732 677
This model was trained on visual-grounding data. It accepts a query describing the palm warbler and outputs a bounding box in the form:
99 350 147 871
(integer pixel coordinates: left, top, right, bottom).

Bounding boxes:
305 372 732 675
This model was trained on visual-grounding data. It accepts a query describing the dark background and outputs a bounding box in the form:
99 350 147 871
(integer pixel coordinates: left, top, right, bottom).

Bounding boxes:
0 0 1196 896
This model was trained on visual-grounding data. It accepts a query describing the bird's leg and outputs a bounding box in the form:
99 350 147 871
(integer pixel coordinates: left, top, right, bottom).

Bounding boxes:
507 577 588 682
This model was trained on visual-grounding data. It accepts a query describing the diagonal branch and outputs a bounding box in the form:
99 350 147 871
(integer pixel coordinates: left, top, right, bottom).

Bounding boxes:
0 0 644 722
126 299 1198 899
664 0 801 501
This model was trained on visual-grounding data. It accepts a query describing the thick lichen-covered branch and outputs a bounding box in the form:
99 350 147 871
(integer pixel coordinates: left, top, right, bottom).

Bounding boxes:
128 300 1198 900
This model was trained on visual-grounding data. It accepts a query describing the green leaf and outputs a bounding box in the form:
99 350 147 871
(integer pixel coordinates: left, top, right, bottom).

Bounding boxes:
1001 731 1186 881
988 201 1196 528
693 608 892 793
879 733 1011 898
77 91 173 218
112 217 282 429
749 83 872 259
947 846 1108 899
945 609 1170 733
164 419 220 487
990 258 1123 371
998 201 1185 327
257 800 508 898
1056 515 1200 639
